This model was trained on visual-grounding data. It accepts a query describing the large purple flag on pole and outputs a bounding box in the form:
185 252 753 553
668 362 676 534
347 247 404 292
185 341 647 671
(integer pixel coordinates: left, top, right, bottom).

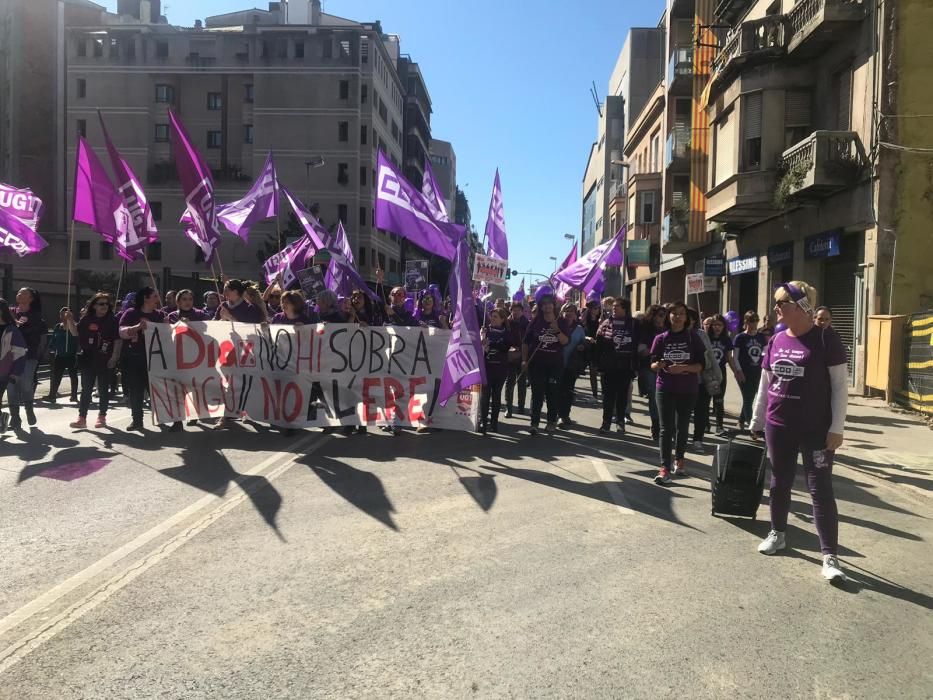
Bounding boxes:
553 228 625 296
73 137 138 252
0 207 48 256
421 157 449 223
0 183 43 232
98 113 157 260
483 169 508 261
325 222 378 301
169 109 222 265
262 234 317 289
281 185 329 250
374 151 461 261
552 241 579 300
216 152 278 242
439 230 485 406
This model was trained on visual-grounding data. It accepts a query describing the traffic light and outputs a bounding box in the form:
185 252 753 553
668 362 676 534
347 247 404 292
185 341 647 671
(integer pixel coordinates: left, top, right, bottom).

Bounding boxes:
505 268 511 279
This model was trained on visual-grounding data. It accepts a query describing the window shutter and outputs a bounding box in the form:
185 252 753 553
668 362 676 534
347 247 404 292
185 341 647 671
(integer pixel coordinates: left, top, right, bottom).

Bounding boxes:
836 70 852 130
744 93 762 140
784 90 812 127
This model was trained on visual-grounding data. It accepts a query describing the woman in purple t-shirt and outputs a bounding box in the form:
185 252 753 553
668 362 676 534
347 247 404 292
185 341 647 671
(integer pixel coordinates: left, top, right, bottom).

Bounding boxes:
119 287 166 431
479 308 512 434
649 301 706 484
521 290 569 435
66 292 121 430
750 281 849 583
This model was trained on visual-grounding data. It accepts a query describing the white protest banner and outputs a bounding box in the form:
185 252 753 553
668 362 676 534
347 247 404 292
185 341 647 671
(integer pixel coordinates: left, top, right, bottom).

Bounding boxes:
144 322 480 431
473 253 507 285
686 273 705 295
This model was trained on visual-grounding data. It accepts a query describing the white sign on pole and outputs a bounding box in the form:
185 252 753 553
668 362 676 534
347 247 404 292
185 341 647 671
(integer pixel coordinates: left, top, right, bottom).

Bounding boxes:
686 273 705 295
473 253 507 285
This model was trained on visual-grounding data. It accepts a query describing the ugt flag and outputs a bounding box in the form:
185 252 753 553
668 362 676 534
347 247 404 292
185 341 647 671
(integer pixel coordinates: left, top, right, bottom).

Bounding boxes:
0 206 48 257
553 228 625 297
99 112 157 260
216 152 279 242
0 183 43 232
374 151 461 261
421 156 449 223
483 169 508 261
325 222 378 301
439 230 485 406
169 109 222 264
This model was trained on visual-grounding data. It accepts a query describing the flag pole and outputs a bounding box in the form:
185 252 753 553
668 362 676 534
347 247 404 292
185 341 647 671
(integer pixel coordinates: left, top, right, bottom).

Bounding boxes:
215 249 226 281
210 261 221 294
115 258 127 304
142 251 159 292
66 220 76 310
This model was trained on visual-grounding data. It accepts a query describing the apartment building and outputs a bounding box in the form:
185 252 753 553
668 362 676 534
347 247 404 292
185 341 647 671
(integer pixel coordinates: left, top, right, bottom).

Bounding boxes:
6 0 414 300
428 138 456 219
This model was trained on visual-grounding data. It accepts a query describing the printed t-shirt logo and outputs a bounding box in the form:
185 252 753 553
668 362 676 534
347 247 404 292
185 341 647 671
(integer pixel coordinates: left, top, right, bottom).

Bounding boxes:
713 346 724 364
538 328 558 350
747 342 763 365
771 358 805 386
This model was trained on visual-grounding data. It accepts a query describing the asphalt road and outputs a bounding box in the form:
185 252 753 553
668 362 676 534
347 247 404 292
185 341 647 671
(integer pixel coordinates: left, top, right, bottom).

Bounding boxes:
1 383 931 699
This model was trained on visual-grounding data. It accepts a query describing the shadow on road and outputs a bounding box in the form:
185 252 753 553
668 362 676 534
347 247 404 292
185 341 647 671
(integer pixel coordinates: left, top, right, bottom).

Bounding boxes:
17 445 115 483
299 455 399 531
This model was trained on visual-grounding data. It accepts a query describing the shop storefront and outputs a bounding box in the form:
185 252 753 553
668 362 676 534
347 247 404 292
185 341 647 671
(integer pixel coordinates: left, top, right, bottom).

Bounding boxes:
727 252 760 316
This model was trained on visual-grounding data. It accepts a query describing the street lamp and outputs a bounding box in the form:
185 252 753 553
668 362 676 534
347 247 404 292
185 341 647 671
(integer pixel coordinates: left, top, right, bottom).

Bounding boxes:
549 255 558 272
563 233 575 241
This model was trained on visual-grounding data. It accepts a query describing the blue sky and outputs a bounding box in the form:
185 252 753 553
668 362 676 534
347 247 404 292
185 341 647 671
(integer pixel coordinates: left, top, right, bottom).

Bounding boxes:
103 0 664 289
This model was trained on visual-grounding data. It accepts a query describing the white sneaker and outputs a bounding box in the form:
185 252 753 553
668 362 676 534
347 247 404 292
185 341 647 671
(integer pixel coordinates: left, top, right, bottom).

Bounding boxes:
757 530 786 555
691 440 706 454
822 555 847 583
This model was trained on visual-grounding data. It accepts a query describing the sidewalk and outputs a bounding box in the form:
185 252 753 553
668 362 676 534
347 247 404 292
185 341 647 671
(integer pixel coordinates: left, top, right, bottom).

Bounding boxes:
722 378 933 499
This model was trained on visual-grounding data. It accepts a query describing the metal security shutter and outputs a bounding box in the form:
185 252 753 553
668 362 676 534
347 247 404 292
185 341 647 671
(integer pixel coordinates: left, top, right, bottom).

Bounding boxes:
785 90 812 128
822 243 859 381
744 93 762 140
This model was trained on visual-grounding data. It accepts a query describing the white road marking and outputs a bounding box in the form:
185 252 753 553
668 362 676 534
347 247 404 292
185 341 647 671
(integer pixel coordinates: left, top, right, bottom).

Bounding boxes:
590 458 635 515
0 431 324 658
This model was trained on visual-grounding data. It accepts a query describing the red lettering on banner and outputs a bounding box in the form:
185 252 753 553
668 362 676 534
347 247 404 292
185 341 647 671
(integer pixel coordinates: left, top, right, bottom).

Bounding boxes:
150 378 178 421
261 377 281 421
175 325 205 370
283 382 302 423
383 377 405 422
296 328 314 372
218 340 237 367
201 376 223 414
362 377 381 423
408 376 427 421
238 341 256 368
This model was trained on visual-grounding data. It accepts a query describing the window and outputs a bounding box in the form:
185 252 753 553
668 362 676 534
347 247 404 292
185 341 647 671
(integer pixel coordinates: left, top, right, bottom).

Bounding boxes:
77 79 86 99
359 206 366 226
294 41 304 58
150 201 162 221
360 125 367 145
337 163 349 185
361 84 368 103
261 40 270 58
93 39 103 57
323 39 332 59
244 124 253 144
207 93 222 110
155 84 173 103
338 121 349 142
391 121 399 141
244 84 254 103
77 39 86 57
339 80 349 100
77 241 90 260
389 258 397 274
650 130 661 172
156 41 168 59
338 204 348 222
379 98 388 122
100 242 113 260
125 39 136 59
359 247 366 266
371 248 376 267
77 119 86 138
378 252 386 271
713 107 736 187
742 92 762 171
149 242 162 261
207 130 222 149
637 191 657 224
833 68 852 131
360 166 367 186
596 176 603 191
361 38 369 63
784 90 813 147
154 123 169 142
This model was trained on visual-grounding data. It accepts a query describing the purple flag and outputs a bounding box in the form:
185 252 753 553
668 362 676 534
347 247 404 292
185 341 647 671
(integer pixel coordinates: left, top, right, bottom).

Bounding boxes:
553 228 625 297
216 152 279 242
281 185 329 250
551 242 579 300
512 278 526 303
421 157 449 223
72 136 144 262
374 151 462 261
263 234 317 290
169 109 222 265
439 231 485 407
325 222 378 301
0 183 43 231
483 169 508 261
0 206 48 256
99 113 157 261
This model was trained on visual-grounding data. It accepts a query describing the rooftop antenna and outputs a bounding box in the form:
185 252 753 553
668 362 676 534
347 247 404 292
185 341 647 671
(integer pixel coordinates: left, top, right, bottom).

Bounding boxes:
589 81 602 117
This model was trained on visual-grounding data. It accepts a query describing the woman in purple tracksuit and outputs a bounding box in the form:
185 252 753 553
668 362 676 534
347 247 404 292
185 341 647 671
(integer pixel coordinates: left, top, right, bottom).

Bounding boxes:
750 281 849 583
479 308 513 434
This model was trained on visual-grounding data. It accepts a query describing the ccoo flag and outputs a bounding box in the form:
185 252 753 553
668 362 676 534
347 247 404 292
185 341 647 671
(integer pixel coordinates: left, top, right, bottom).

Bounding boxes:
216 152 279 241
98 112 158 260
169 109 222 265
483 169 508 261
374 151 462 261
421 156 449 223
439 229 485 407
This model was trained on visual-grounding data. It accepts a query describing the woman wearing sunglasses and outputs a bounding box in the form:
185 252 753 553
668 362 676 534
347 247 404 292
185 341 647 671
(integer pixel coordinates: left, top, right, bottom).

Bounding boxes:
750 281 849 583
66 292 121 429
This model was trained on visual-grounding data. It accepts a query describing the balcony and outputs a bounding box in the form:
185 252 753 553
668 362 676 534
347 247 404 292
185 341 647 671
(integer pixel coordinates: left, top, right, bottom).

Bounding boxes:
667 46 694 95
777 130 868 203
715 0 755 24
661 209 690 254
665 128 691 171
706 169 779 227
711 15 789 90
787 0 867 56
